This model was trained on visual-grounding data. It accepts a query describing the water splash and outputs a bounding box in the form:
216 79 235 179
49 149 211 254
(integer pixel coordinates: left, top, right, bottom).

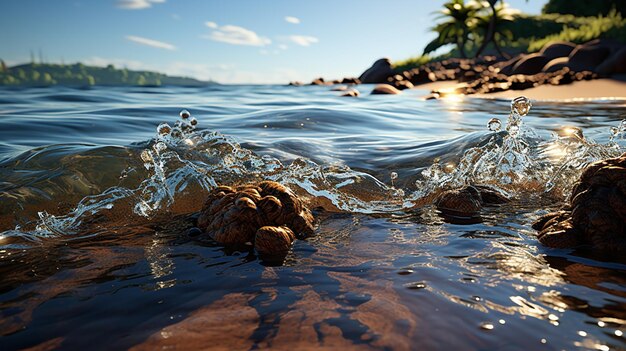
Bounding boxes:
412 97 624 201
5 99 626 242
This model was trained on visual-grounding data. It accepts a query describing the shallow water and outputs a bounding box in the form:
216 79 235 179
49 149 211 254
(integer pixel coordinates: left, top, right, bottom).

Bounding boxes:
0 85 625 350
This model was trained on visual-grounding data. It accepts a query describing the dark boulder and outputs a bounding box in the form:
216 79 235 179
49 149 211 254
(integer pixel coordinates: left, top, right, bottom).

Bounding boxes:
533 153 626 252
568 44 611 72
539 41 576 59
596 46 626 75
542 57 570 73
359 58 394 84
512 53 552 75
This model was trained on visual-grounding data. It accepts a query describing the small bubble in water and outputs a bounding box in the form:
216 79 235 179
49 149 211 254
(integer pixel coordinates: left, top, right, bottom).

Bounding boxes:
488 118 502 132
511 96 531 116
390 172 398 180
157 123 172 135
154 142 167 152
610 126 619 137
179 109 190 119
480 322 494 330
170 127 183 139
189 117 198 126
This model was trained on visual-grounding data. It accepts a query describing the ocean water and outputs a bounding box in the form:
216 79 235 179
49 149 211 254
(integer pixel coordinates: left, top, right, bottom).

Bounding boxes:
0 85 625 350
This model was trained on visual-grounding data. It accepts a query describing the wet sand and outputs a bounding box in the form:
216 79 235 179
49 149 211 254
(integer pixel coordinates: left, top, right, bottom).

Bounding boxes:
418 75 626 101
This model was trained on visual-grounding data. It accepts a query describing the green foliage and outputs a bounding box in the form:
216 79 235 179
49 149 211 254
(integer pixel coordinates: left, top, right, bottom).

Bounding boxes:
0 62 213 87
424 0 482 58
527 10 626 52
542 0 626 17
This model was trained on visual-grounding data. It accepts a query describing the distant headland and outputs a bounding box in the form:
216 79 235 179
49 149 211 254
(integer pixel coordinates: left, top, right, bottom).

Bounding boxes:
0 61 217 87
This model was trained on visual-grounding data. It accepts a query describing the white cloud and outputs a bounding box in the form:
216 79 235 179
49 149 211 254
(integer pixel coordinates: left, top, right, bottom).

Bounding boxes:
285 16 300 24
288 35 319 47
204 24 271 46
126 35 177 50
278 44 288 50
117 0 164 10
205 21 218 28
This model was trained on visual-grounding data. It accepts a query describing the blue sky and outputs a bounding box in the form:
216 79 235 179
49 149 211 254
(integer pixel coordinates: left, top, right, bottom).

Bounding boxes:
0 0 545 83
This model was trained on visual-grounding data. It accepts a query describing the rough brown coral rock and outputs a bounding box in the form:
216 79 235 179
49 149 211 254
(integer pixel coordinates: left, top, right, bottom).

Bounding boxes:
533 153 626 251
197 181 314 255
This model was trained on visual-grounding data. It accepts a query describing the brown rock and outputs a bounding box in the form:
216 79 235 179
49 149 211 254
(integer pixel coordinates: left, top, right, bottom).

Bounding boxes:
358 58 394 84
512 53 552 75
341 77 361 84
539 41 576 59
568 44 611 72
370 84 401 95
340 89 360 97
254 226 296 256
533 153 626 252
596 46 626 75
197 181 315 256
310 77 329 86
393 80 414 90
435 185 508 218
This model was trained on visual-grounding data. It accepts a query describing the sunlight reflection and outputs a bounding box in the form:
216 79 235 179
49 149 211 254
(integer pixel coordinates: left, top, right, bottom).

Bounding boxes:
144 233 176 290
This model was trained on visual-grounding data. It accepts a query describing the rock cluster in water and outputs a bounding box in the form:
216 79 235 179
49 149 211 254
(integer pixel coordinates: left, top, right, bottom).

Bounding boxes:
293 39 626 96
533 153 626 252
196 181 315 259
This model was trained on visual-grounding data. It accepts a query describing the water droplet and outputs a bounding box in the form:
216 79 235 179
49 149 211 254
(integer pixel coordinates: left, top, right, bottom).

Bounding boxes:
390 172 398 180
157 123 172 135
610 126 619 136
480 322 494 330
498 319 506 325
397 269 414 275
540 338 547 344
179 109 190 119
189 117 198 126
511 96 531 116
488 118 501 132
578 330 587 337
615 330 623 336
598 321 606 327
140 150 153 163
472 295 482 302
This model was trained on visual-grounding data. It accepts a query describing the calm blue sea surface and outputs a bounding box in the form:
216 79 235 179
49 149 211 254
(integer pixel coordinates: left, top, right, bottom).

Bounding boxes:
0 85 625 350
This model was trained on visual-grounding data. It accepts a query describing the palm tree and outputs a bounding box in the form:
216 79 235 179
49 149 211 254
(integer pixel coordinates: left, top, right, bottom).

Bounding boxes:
423 0 481 58
474 0 517 58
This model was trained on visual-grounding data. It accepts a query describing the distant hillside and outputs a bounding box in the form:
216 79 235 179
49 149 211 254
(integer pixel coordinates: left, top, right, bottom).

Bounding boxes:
0 61 216 87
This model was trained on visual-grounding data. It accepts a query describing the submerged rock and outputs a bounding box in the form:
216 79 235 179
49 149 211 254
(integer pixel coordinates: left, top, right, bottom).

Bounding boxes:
197 181 315 258
533 153 626 252
371 84 401 95
435 185 508 218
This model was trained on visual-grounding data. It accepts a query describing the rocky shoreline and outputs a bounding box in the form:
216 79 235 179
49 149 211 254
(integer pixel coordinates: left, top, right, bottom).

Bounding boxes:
292 39 626 97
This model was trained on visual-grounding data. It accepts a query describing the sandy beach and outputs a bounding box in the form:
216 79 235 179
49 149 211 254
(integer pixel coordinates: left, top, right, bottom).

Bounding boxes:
418 75 626 100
